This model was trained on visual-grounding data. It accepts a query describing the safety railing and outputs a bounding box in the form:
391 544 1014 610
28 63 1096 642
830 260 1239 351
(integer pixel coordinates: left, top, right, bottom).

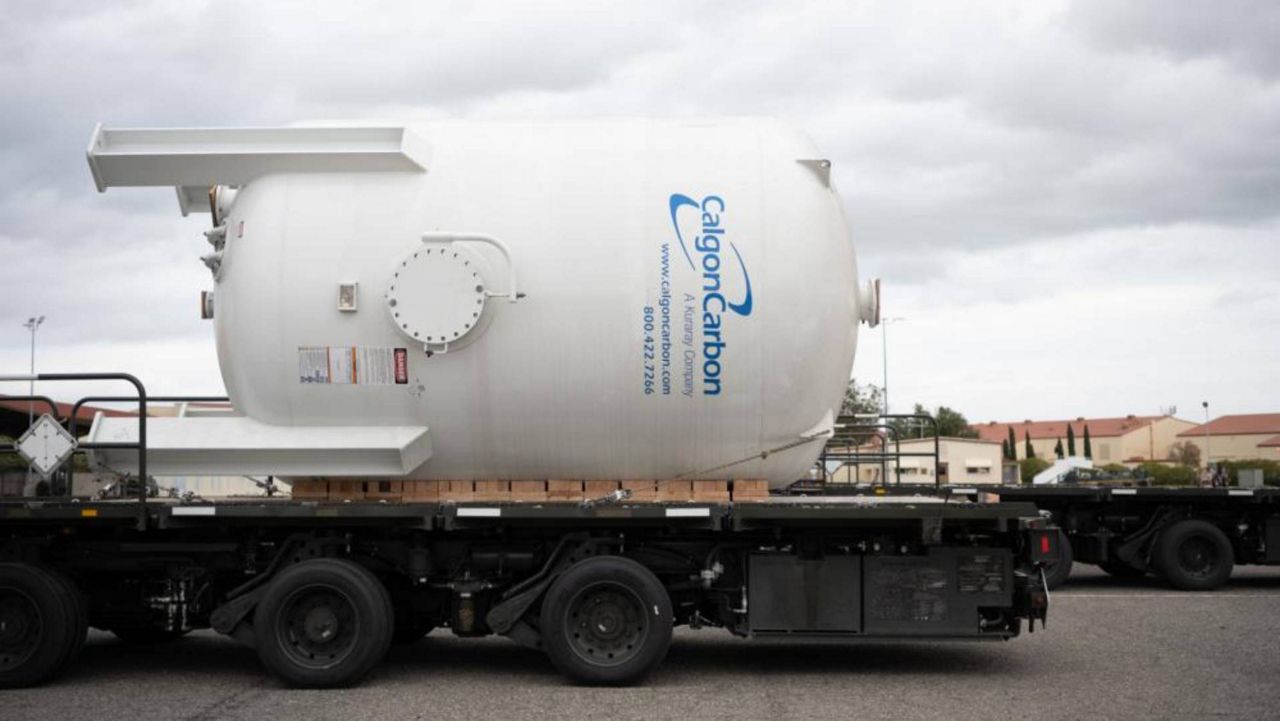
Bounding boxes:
809 413 942 489
0 372 229 509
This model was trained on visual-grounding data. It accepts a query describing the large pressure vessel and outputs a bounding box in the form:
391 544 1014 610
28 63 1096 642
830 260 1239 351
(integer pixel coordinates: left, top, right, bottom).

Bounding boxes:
89 120 875 488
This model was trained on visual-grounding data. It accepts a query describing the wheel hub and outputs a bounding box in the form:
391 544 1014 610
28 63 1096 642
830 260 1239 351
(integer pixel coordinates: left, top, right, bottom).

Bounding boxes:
1178 537 1215 576
303 606 339 643
566 584 648 667
278 586 359 669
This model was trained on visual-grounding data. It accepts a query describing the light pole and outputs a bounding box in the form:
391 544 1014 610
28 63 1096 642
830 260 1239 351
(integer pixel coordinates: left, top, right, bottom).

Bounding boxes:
21 315 45 491
1201 401 1210 469
880 317 905 415
22 316 45 427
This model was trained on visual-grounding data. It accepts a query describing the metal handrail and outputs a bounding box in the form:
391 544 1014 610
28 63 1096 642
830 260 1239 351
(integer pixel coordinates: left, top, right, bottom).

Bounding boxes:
815 413 942 488
0 373 149 515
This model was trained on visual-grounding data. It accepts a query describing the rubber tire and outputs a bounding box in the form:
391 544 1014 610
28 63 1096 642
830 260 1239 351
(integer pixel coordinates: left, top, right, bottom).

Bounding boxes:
1098 559 1147 580
44 568 88 668
1043 529 1074 590
0 563 77 688
253 559 393 688
540 556 673 686
109 626 190 644
1153 519 1234 591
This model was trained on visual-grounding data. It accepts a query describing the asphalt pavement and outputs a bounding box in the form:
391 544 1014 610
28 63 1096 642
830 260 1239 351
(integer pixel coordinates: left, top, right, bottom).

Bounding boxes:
6 565 1279 721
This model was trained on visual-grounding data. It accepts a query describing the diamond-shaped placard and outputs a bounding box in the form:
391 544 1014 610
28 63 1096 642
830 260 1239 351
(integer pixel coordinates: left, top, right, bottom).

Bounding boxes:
15 413 76 478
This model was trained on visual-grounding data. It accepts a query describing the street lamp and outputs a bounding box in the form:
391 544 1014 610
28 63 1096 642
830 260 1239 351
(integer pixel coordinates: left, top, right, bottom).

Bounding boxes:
21 315 45 491
1201 401 1210 468
21 316 45 427
881 317 905 415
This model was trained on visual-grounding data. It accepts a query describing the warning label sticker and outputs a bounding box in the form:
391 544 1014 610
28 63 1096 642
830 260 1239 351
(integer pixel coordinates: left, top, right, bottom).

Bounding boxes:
299 346 409 385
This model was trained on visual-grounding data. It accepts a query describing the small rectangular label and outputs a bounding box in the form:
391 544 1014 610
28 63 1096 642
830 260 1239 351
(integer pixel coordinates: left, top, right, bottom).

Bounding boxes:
665 507 710 517
172 506 216 516
1111 489 1138 496
1228 489 1253 496
457 507 501 518
951 488 977 495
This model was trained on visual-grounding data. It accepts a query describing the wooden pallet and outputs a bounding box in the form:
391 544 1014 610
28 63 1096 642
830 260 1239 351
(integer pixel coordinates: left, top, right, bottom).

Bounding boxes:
291 478 772 502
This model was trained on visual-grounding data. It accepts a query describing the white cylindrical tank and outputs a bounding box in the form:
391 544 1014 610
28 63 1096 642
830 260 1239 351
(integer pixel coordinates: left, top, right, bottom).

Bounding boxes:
100 120 869 488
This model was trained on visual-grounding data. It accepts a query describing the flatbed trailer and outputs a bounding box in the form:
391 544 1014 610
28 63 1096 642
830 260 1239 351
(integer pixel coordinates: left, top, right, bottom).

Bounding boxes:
990 485 1280 590
0 377 1054 688
0 492 1054 688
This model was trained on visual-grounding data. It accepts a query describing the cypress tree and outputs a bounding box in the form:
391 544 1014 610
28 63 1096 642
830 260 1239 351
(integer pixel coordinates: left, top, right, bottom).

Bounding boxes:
1001 438 1011 461
1083 425 1092 459
1025 431 1036 459
1006 426 1017 459
1054 438 1064 459
1067 424 1076 457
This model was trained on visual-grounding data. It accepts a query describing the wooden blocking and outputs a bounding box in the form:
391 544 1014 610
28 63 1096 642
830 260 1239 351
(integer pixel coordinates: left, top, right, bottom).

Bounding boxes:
692 480 730 503
510 480 548 502
474 480 511 502
584 480 620 500
440 481 475 502
329 480 365 501
364 480 403 501
731 479 770 502
548 480 584 502
289 479 328 500
621 480 657 502
657 480 693 502
402 480 441 503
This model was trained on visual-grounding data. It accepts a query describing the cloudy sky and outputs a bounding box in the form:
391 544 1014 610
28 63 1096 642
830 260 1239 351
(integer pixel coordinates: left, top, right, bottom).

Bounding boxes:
1 0 1276 425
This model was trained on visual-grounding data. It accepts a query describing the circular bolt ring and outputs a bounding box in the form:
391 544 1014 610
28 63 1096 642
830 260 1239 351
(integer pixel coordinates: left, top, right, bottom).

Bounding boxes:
1177 536 1217 577
564 582 648 667
276 584 360 670
0 589 42 672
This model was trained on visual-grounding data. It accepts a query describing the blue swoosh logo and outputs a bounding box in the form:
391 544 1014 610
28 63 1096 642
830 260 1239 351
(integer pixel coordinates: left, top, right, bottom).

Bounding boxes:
668 193 698 270
667 193 753 317
727 242 753 316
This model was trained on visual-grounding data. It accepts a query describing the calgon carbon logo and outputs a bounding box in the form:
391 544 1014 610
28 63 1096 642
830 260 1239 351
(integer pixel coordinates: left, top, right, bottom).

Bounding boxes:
669 193 753 396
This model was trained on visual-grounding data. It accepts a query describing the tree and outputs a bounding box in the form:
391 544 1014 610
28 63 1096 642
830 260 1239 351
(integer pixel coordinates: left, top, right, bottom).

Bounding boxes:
1001 438 1012 461
1067 424 1076 457
1083 425 1092 459
840 380 884 417
1019 457 1051 484
1024 431 1036 459
1168 440 1201 468
934 406 979 438
1006 426 1017 460
1054 438 1064 459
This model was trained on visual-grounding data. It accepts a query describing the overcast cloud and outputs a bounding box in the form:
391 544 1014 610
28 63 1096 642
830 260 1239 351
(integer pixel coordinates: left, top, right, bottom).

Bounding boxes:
1 0 1276 423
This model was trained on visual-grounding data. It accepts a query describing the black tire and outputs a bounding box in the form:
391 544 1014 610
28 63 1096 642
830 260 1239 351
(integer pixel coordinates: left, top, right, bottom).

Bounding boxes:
1153 519 1234 591
109 626 190 644
0 563 76 688
253 558 393 688
540 556 673 686
44 568 88 668
1043 529 1074 590
1098 559 1147 580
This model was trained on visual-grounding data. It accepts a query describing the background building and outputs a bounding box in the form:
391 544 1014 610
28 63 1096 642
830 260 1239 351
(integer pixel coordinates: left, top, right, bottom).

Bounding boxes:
974 415 1197 465
1178 414 1280 463
829 437 1004 486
